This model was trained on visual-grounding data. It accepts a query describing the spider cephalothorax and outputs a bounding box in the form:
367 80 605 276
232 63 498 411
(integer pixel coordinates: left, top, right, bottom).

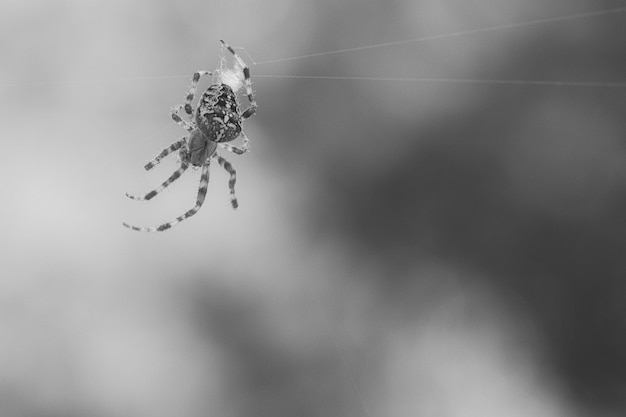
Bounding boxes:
123 40 256 232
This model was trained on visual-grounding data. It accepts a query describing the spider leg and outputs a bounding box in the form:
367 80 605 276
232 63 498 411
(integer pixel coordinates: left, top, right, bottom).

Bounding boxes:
218 124 251 156
219 143 247 155
213 153 238 208
239 130 251 151
123 163 211 232
144 137 187 171
241 101 257 120
126 150 190 201
184 71 212 116
220 40 257 120
171 105 194 132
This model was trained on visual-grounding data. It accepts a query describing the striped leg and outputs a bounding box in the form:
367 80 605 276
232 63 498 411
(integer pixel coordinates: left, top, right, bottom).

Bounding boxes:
219 127 251 156
219 143 247 155
144 137 187 171
213 153 238 208
220 40 256 120
184 71 212 116
126 154 190 201
240 131 250 150
123 164 211 232
219 131 250 155
171 105 194 132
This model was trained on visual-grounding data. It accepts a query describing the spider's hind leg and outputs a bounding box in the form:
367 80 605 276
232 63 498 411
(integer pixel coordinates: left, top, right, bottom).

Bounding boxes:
171 105 194 132
219 143 247 155
220 40 256 120
218 123 251 157
184 70 212 116
171 70 213 129
219 134 249 156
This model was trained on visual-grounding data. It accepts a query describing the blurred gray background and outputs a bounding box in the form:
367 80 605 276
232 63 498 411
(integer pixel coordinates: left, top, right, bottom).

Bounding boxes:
1 0 625 416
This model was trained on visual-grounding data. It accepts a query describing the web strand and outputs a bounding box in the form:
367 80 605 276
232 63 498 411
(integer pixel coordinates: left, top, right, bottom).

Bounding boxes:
2 6 626 89
1 75 188 89
253 6 626 65
255 74 626 88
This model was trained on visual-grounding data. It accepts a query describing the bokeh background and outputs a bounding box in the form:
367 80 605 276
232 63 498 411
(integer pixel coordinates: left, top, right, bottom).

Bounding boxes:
1 0 625 416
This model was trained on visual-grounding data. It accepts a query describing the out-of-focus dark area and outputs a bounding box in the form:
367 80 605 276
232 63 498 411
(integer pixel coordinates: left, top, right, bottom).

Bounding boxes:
1 0 625 416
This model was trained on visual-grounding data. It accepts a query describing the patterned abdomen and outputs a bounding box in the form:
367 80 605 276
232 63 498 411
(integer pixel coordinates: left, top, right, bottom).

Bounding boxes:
196 83 242 143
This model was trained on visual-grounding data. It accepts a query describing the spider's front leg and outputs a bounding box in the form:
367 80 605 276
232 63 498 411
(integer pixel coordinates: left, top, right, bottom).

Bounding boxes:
125 149 190 201
124 163 211 232
144 137 187 171
213 153 239 208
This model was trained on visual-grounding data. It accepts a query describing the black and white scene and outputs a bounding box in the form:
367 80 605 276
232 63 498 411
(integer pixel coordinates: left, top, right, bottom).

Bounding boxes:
1 1 625 416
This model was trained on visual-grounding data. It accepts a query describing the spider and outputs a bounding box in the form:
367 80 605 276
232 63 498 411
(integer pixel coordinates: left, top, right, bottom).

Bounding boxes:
123 40 256 232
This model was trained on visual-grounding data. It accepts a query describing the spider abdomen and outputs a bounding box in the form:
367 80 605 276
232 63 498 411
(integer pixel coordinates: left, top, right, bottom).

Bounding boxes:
196 83 242 143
